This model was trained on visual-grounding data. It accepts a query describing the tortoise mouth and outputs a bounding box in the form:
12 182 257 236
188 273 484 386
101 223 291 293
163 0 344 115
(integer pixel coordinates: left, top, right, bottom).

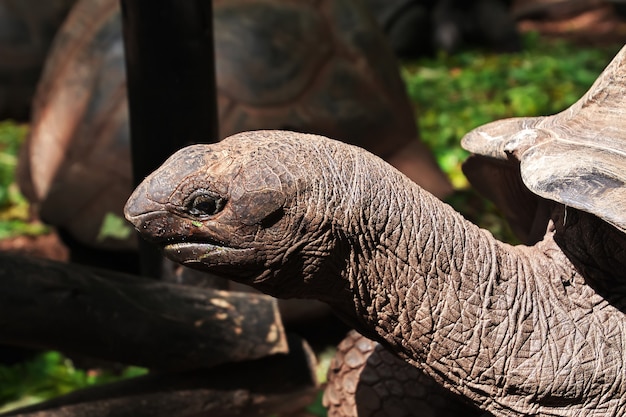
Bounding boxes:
163 241 257 269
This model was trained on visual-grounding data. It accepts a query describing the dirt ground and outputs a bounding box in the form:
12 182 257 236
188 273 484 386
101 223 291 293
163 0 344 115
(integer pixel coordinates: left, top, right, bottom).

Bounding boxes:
0 231 68 262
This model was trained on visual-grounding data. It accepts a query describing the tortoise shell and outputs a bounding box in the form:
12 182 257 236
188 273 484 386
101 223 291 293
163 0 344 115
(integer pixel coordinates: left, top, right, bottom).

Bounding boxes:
461 44 626 243
19 0 450 250
212 0 420 158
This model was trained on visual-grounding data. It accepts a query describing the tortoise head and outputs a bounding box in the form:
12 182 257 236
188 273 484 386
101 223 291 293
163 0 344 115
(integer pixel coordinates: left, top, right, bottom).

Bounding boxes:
124 130 358 298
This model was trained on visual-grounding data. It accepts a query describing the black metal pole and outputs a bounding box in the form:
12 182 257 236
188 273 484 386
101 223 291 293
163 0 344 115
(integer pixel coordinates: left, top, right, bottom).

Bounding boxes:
120 0 219 278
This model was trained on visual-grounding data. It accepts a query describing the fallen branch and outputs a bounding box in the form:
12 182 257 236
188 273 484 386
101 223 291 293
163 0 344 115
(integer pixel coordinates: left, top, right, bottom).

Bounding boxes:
4 335 318 417
0 253 287 370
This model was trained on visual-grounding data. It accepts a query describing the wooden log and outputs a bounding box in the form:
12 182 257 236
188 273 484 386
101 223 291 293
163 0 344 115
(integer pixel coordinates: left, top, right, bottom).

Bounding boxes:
0 253 287 370
3 336 318 417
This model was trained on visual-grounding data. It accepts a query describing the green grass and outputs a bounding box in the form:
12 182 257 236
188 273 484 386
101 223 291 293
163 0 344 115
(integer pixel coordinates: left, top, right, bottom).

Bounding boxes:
0 33 623 414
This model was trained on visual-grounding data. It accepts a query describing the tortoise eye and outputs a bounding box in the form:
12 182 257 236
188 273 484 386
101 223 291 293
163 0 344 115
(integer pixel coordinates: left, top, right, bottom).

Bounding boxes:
186 192 227 217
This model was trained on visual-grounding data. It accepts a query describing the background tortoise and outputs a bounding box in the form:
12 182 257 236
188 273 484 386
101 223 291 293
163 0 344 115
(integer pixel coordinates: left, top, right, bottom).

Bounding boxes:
17 0 451 257
125 45 626 416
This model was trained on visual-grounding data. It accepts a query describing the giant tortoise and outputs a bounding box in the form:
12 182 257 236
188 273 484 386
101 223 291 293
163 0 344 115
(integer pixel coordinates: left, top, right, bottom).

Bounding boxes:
125 45 626 416
17 0 451 254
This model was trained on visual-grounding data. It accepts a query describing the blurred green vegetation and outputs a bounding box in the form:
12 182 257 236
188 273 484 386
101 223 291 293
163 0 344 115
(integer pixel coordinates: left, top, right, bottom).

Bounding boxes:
0 351 146 412
0 33 623 414
403 33 622 188
0 122 48 239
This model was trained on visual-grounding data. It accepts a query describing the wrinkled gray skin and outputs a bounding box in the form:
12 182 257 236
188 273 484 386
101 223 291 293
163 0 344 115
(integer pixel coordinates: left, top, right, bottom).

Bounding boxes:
125 130 626 417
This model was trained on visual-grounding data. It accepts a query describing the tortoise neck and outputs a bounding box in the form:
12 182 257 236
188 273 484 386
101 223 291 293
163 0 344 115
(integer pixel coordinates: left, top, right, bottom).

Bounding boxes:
337 177 626 415
346 185 515 359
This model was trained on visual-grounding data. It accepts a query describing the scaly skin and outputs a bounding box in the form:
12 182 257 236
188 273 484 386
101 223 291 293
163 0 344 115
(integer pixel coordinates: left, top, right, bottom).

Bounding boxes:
124 130 626 416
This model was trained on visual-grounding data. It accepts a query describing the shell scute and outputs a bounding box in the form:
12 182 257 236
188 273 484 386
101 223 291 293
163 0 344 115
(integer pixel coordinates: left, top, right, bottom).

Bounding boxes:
213 1 330 106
